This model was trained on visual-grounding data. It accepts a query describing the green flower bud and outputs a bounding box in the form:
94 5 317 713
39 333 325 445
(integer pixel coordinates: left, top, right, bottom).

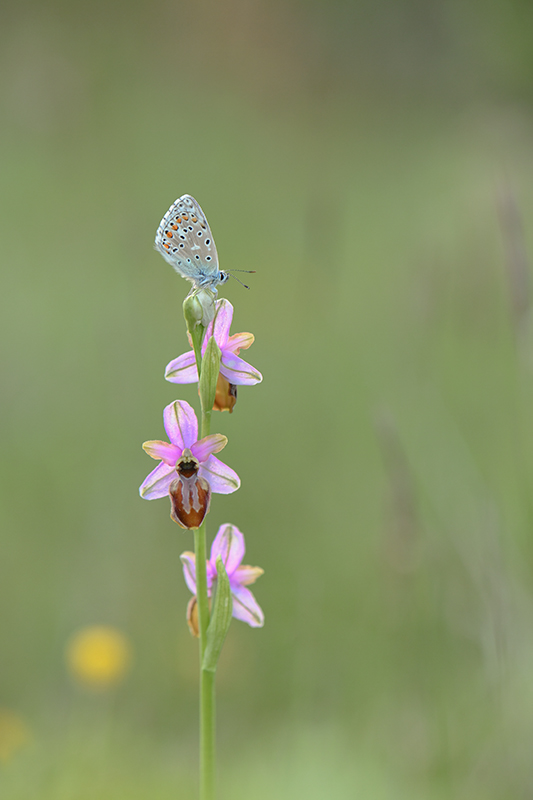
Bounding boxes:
183 292 203 330
183 288 216 330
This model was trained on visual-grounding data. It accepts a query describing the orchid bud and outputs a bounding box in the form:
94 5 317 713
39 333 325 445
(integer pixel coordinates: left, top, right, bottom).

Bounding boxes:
169 449 211 529
183 291 204 330
213 375 237 413
199 336 221 415
183 288 216 330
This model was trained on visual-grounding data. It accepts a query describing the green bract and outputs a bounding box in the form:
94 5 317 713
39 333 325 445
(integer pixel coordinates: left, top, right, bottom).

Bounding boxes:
199 337 222 416
202 557 233 673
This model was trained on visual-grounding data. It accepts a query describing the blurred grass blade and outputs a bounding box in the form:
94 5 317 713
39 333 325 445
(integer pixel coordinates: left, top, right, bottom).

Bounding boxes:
497 184 531 335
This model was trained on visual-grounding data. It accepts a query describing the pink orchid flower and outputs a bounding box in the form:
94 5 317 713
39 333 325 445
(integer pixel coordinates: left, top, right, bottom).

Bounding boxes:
165 299 262 386
181 524 264 628
139 400 240 499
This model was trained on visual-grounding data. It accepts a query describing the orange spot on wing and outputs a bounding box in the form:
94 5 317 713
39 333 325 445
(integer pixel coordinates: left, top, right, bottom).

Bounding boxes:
191 216 197 222
182 214 189 221
171 224 178 230
177 217 182 223
166 231 173 238
164 243 170 249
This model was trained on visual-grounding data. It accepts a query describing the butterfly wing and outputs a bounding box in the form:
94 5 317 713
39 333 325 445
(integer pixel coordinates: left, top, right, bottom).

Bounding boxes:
154 195 221 288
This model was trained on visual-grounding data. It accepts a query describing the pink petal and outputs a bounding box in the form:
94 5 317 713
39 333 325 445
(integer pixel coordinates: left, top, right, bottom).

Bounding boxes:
234 565 264 586
142 440 181 465
230 583 264 627
210 524 245 575
211 298 233 346
220 352 263 385
199 455 240 494
139 461 176 499
164 400 198 448
226 332 254 354
165 352 198 384
191 434 227 463
180 551 198 594
206 559 218 585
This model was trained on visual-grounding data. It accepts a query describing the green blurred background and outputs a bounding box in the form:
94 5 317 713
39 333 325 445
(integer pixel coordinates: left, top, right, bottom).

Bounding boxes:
2 0 533 797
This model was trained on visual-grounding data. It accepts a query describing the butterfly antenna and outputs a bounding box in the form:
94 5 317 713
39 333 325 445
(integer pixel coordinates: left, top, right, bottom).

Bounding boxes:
228 274 251 289
227 269 256 290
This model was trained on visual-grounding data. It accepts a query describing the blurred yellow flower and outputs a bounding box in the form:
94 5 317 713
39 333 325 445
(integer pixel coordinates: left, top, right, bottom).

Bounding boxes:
0 709 30 762
66 625 132 690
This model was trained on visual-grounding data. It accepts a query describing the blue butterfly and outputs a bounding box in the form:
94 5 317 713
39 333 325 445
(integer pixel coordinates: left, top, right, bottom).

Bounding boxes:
154 194 229 292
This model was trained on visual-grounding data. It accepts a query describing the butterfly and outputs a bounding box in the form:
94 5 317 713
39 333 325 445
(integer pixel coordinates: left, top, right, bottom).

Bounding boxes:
154 194 229 292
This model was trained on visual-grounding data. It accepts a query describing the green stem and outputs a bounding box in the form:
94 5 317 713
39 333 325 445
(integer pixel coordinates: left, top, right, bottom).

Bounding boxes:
195 365 215 800
200 667 216 800
194 522 215 800
194 525 209 651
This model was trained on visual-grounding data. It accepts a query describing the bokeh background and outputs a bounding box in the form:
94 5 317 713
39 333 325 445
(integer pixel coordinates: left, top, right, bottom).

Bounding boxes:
2 1 533 797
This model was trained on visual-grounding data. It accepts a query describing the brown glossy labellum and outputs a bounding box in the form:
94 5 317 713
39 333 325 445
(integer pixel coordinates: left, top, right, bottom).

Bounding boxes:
169 449 211 529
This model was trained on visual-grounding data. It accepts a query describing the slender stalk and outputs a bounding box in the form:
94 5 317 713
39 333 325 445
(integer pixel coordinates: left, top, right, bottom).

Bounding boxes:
194 521 215 800
194 524 209 650
200 667 216 800
194 357 215 800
